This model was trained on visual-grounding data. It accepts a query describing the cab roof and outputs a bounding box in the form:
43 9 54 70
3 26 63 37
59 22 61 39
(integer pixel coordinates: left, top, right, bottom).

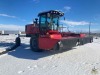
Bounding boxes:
38 10 64 17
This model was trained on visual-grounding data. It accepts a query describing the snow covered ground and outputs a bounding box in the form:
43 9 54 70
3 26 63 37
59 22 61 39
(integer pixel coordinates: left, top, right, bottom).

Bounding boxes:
0 35 100 75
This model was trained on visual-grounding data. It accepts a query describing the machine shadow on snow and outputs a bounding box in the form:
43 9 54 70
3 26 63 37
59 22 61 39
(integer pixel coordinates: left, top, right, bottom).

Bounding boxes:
8 43 76 60
0 42 14 47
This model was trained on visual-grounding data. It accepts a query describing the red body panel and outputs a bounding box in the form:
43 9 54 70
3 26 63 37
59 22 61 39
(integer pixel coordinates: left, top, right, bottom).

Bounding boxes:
48 30 59 34
25 24 39 34
61 32 86 38
50 34 62 40
39 37 59 50
39 32 62 50
80 34 86 38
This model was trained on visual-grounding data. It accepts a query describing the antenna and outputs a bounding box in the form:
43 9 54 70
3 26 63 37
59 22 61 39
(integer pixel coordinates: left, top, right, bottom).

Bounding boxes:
62 24 63 32
89 22 91 36
64 17 66 20
67 26 70 32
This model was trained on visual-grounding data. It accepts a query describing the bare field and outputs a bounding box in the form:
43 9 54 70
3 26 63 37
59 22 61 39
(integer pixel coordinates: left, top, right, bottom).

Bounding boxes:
0 35 100 75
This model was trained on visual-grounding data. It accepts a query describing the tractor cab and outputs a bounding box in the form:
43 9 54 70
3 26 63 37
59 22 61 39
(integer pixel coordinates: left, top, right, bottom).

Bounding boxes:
38 10 64 33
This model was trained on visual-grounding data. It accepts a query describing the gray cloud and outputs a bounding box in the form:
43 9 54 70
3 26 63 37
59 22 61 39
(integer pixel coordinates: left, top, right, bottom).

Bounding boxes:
0 13 26 21
60 20 89 26
0 14 17 18
33 0 40 3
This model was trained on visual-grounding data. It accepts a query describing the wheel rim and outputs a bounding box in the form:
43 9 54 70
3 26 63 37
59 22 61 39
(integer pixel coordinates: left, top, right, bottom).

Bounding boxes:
32 39 38 49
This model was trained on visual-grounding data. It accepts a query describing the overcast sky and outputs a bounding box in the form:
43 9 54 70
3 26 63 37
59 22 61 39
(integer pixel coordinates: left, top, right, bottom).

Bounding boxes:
0 0 100 32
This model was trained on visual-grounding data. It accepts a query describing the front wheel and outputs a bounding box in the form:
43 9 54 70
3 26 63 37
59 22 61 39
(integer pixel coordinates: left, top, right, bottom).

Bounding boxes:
53 41 63 51
53 43 60 51
30 36 42 52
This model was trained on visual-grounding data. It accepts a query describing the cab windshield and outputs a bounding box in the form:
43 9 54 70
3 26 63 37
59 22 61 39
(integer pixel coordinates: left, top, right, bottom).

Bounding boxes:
40 14 59 30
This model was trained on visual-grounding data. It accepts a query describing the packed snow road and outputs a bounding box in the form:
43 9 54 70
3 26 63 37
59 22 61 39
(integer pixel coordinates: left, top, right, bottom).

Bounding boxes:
0 35 100 75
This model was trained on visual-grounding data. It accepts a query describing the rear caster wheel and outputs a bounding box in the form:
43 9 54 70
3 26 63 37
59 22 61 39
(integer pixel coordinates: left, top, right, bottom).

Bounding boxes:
90 37 93 43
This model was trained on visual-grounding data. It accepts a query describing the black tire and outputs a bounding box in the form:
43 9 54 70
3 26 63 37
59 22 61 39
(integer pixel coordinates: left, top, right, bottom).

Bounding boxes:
90 37 93 43
30 36 42 52
15 37 21 46
52 41 63 51
79 38 84 45
53 43 60 51
76 39 80 46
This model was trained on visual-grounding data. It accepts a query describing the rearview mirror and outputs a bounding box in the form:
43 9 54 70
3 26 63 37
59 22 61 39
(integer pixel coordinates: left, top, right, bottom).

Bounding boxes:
53 21 55 23
64 17 65 20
